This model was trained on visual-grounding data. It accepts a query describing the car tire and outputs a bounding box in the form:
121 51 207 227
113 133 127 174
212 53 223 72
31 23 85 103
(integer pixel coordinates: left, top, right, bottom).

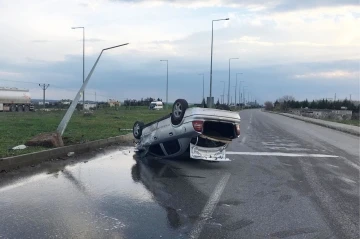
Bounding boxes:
24 105 30 112
133 121 144 139
171 99 188 125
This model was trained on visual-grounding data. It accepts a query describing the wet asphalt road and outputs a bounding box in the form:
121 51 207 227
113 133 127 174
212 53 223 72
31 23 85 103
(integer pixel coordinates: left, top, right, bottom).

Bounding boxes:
0 109 359 239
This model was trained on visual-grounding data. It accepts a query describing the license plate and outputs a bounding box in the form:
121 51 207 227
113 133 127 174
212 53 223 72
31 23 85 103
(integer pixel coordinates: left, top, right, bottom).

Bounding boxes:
189 143 230 161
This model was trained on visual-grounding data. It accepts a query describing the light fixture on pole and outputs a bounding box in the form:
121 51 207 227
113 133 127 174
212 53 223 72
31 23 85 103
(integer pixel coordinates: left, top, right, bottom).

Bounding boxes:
228 58 238 105
209 17 229 108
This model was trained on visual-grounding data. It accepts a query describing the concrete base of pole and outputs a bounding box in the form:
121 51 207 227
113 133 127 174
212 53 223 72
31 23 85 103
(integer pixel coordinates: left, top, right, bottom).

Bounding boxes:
26 132 64 148
207 97 214 108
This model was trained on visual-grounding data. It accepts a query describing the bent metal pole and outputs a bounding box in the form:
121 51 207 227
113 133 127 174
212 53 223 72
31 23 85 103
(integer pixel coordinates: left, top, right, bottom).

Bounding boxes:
57 43 129 136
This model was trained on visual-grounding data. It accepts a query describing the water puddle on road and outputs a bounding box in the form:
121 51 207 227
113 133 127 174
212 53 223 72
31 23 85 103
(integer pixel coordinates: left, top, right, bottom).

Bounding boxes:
0 146 208 239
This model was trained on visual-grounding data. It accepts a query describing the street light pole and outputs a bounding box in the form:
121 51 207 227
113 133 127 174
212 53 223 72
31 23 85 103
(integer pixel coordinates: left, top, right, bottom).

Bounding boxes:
160 60 169 109
235 73 242 107
232 85 236 105
220 80 226 104
57 43 129 136
228 58 239 105
209 18 229 107
199 73 204 102
243 86 248 105
72 26 85 110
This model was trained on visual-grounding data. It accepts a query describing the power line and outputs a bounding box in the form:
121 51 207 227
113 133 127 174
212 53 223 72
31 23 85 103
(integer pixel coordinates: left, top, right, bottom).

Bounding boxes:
0 78 43 85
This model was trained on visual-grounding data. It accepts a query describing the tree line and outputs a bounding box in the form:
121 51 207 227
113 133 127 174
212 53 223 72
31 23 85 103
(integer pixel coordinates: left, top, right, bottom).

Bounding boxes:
265 95 359 112
123 97 162 107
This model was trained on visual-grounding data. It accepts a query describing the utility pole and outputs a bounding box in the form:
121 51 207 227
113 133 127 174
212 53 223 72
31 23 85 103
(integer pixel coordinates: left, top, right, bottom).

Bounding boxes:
39 84 50 109
350 94 352 101
335 93 336 101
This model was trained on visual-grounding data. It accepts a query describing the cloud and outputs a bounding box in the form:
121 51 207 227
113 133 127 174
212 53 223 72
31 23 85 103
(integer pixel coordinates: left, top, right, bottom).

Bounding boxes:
31 40 51 43
85 38 106 42
0 71 22 78
0 0 359 103
110 0 359 11
26 57 50 64
294 70 359 79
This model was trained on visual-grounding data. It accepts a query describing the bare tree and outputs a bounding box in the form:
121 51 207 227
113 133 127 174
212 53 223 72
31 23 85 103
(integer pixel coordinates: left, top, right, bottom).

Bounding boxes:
264 101 274 110
275 95 295 111
277 95 296 103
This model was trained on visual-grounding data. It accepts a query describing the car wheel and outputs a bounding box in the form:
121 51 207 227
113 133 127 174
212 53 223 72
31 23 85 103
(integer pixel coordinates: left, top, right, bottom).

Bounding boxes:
171 99 188 125
24 105 30 112
133 121 144 139
17 105 23 112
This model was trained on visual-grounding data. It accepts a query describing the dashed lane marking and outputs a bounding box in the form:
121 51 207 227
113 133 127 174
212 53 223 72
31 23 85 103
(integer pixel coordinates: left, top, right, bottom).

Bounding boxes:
189 173 231 239
241 136 247 144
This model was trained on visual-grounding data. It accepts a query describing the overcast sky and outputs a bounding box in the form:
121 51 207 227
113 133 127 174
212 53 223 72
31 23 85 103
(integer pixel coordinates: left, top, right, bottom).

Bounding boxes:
0 0 359 103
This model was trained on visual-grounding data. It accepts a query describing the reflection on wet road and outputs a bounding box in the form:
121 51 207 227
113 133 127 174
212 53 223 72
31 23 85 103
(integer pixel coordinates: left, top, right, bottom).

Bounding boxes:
0 148 199 238
0 109 359 239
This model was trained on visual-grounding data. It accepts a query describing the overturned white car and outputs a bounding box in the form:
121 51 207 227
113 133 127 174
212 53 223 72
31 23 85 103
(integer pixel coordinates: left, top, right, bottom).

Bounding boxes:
133 99 241 161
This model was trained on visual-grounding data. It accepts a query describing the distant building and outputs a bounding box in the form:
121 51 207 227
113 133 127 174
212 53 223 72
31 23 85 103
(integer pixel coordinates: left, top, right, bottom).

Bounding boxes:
61 101 71 105
84 103 97 110
108 99 121 107
38 101 49 105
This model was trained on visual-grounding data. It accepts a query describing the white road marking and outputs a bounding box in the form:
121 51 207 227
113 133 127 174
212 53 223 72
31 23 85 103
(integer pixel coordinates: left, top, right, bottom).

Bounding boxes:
226 152 339 158
339 156 360 171
262 142 301 147
189 173 231 239
327 164 340 168
265 146 311 151
339 176 356 185
241 136 247 144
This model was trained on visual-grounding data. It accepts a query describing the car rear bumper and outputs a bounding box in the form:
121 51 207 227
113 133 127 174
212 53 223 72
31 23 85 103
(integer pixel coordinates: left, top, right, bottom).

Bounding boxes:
189 143 230 161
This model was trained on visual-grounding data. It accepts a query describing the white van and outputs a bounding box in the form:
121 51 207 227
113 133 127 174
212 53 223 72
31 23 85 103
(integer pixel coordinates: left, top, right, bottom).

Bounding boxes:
149 101 163 110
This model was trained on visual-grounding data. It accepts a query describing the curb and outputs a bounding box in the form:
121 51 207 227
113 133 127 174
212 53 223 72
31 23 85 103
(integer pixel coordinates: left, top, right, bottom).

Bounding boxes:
0 133 134 172
264 111 360 136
